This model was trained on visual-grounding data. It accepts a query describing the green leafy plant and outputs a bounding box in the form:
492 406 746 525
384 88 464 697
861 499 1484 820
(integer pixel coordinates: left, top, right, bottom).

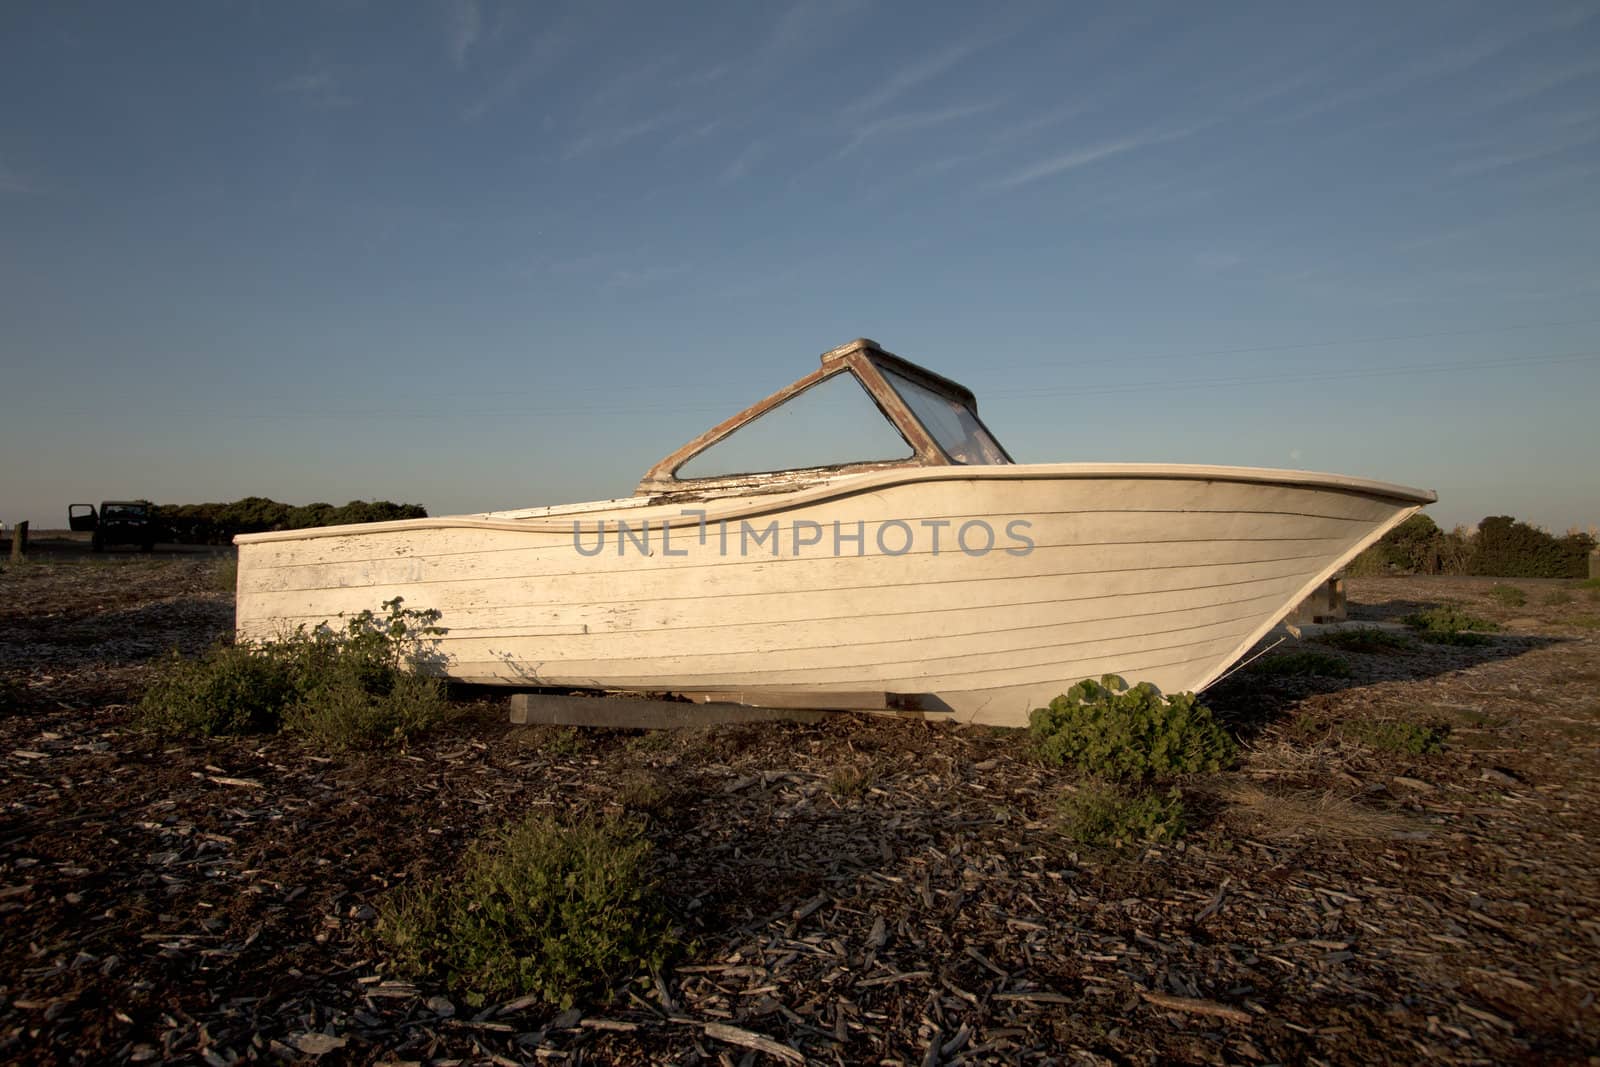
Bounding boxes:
1028 676 1235 780
614 769 672 813
1056 781 1187 848
1246 651 1353 678
542 726 588 757
138 644 300 736
1402 605 1499 645
375 812 673 1008
1314 627 1413 653
136 597 447 747
1345 720 1449 755
1487 584 1526 607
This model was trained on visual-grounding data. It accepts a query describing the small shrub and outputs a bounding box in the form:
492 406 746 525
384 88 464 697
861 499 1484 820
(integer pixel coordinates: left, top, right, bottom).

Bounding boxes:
1315 627 1412 654
1402 605 1499 645
375 812 672 1008
1545 590 1573 606
136 597 447 747
0 676 27 718
1486 584 1526 607
614 769 671 813
1571 615 1600 630
544 726 588 757
1057 782 1187 848
626 729 675 753
1346 720 1449 755
1247 651 1353 678
137 644 299 736
210 555 239 594
827 762 878 799
285 669 447 750
1582 578 1600 589
1428 630 1492 647
1029 676 1235 780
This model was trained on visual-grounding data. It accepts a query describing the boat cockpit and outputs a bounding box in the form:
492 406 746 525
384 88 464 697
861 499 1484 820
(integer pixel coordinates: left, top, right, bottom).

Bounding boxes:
637 338 1013 498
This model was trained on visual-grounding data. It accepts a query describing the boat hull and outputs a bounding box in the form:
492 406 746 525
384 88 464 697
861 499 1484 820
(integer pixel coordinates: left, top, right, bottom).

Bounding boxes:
235 464 1432 726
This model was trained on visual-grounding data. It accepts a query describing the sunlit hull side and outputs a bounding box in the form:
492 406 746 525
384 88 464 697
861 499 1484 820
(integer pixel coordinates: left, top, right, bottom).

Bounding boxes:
235 463 1434 727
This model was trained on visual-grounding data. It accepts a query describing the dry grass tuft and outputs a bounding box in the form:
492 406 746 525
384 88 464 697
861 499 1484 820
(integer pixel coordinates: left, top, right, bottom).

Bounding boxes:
1213 783 1417 841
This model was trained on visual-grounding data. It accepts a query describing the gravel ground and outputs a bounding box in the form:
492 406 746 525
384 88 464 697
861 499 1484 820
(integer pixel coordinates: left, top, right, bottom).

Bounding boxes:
2 554 1597 1065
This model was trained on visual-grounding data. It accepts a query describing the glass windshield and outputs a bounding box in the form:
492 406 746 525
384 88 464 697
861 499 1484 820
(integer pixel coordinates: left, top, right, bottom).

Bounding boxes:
881 368 1010 465
676 370 915 479
103 504 148 518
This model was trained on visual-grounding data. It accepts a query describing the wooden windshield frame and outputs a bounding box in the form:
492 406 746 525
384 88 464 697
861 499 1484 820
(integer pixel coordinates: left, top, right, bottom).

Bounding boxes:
636 338 1013 496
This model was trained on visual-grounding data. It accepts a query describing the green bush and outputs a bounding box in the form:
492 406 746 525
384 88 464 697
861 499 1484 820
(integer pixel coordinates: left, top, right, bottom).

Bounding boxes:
1056 782 1187 848
286 669 447 750
1314 627 1413 653
1471 516 1595 579
1346 720 1448 755
1246 651 1353 678
210 555 238 594
155 498 429 545
1487 584 1526 607
1358 514 1473 575
136 598 446 747
1356 513 1597 577
1402 605 1499 646
1029 676 1235 780
0 676 28 718
1343 546 1390 577
375 812 673 1008
138 644 299 736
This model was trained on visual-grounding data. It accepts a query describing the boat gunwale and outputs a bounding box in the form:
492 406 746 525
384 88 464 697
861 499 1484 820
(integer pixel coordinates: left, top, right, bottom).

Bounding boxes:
234 462 1437 545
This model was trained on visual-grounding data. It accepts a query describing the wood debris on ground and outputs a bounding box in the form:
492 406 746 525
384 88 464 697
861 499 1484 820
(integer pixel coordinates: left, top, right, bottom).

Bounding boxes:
2 554 1597 1063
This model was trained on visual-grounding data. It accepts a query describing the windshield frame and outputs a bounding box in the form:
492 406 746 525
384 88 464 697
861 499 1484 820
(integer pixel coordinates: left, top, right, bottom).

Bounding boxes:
636 339 1012 496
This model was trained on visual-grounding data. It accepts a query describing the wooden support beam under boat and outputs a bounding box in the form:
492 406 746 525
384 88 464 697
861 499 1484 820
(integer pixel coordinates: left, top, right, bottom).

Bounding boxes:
508 692 831 729
671 689 899 710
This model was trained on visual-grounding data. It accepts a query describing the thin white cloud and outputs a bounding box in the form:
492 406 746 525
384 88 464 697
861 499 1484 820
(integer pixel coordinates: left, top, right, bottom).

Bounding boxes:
562 113 683 160
846 37 994 114
1483 56 1600 107
719 140 764 184
1451 123 1600 177
1277 9 1594 125
989 119 1213 191
462 28 569 121
763 0 864 60
275 65 351 108
674 63 730 87
447 0 481 69
840 100 1000 154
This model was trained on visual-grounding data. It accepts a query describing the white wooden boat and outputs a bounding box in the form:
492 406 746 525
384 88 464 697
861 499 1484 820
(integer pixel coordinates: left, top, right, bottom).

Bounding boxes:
235 339 1434 726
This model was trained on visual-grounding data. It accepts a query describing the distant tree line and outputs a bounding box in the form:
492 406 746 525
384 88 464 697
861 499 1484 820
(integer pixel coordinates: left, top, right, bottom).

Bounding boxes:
1349 514 1597 578
154 497 428 544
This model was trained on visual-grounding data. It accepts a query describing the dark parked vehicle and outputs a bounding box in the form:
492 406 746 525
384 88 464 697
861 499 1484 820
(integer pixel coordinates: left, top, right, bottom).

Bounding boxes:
69 501 158 552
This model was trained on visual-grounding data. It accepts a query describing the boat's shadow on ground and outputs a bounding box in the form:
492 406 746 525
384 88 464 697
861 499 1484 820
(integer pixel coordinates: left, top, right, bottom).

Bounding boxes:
1208 599 1565 739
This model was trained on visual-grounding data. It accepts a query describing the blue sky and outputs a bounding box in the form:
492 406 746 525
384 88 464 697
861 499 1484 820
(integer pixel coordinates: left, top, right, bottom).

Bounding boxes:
2 0 1598 533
